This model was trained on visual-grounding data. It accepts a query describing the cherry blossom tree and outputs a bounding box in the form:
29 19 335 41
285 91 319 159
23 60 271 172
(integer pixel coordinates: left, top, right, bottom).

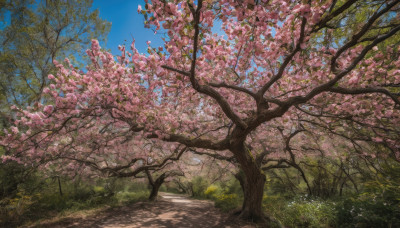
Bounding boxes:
2 0 400 222
145 168 184 201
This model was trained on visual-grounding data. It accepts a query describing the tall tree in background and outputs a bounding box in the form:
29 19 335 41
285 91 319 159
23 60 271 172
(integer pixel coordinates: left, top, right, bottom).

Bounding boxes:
0 0 110 125
0 0 110 199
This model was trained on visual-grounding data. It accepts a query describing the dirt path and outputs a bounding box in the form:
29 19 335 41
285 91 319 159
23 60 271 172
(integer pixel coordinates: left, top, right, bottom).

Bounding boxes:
31 192 256 228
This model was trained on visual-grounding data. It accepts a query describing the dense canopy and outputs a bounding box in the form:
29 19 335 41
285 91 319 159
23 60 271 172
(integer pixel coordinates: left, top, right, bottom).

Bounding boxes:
1 0 400 223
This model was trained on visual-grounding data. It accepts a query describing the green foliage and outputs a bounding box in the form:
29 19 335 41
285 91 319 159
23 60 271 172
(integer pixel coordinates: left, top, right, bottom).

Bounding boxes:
200 178 242 212
265 170 298 197
0 2 110 222
203 183 240 212
263 195 336 228
93 186 106 195
364 164 400 204
159 184 168 192
0 190 39 226
0 0 110 110
114 191 149 204
0 161 34 199
191 176 209 198
204 184 220 198
221 178 243 197
335 196 400 228
0 177 149 227
335 164 400 227
162 184 182 194
214 193 240 212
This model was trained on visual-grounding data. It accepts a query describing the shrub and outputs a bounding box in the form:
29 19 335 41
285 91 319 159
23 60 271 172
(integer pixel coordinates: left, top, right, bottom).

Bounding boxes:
191 178 241 212
204 183 240 211
214 193 240 212
220 178 243 197
264 195 336 228
159 184 167 192
124 181 148 192
335 196 400 227
114 190 149 204
0 191 38 226
334 164 400 227
93 186 106 196
0 177 151 227
204 185 220 199
191 176 209 198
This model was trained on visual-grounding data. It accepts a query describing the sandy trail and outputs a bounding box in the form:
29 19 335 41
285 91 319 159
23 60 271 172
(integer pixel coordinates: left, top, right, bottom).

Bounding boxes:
31 192 255 228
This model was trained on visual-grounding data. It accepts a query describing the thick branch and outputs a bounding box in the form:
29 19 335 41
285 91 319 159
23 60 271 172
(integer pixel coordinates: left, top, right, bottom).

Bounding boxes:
327 86 400 105
312 0 359 33
288 23 400 107
330 1 399 72
208 82 257 99
113 146 187 178
163 134 230 151
189 149 235 162
164 0 247 129
258 16 307 96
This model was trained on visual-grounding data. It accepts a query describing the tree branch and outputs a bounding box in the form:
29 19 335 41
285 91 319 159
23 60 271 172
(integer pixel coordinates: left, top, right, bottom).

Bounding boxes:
327 86 400 106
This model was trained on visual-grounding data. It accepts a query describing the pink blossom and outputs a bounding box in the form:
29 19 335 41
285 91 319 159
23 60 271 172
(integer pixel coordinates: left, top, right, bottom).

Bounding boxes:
29 113 41 122
11 126 19 134
1 2 399 213
91 39 100 52
43 105 54 114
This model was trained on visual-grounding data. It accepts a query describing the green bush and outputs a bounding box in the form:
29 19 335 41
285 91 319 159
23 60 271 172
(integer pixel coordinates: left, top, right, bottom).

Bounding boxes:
214 193 240 212
264 195 336 228
204 185 220 199
335 164 400 227
0 177 151 227
124 181 149 192
191 176 209 198
114 190 149 204
335 196 400 227
202 181 241 212
159 184 167 192
220 178 243 196
93 186 107 196
0 191 39 226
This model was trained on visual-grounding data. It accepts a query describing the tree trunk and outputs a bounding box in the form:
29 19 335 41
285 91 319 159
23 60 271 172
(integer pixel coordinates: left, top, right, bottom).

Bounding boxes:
231 142 266 222
57 176 63 197
240 169 266 222
146 170 166 201
149 182 162 201
234 170 245 195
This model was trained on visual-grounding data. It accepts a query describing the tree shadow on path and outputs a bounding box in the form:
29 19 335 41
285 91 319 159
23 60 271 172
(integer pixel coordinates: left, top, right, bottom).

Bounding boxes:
31 192 256 228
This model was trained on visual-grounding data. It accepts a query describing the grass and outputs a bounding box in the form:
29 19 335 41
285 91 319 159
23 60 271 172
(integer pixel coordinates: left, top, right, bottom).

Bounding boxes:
0 181 150 228
21 190 150 228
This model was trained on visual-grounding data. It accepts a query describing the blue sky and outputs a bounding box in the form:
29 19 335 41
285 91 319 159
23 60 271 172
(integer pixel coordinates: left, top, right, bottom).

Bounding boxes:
92 0 164 56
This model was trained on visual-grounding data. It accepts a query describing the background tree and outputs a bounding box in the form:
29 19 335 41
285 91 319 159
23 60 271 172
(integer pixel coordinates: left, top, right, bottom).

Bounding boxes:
0 0 110 119
145 169 184 201
0 0 110 202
